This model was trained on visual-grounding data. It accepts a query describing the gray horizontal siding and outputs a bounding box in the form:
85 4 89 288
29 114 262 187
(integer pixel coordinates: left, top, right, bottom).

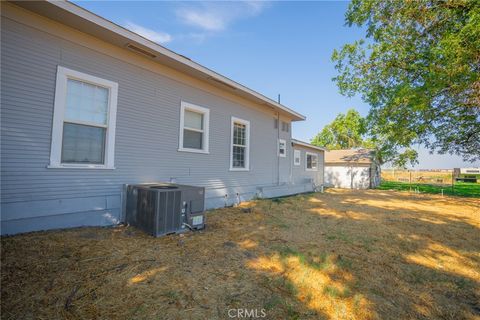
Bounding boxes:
1 6 321 234
291 146 325 186
1 12 296 221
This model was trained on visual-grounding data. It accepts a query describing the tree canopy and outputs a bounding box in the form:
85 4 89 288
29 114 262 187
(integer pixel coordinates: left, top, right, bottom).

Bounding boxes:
332 0 480 167
311 109 375 151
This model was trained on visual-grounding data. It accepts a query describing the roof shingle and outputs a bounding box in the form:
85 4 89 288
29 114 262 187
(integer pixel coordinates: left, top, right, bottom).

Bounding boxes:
325 149 375 164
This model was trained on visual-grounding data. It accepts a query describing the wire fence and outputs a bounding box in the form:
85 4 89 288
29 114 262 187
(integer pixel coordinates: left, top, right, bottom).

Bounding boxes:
382 169 454 186
380 169 480 197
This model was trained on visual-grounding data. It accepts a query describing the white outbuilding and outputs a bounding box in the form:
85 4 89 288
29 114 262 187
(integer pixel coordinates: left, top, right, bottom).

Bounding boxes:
324 149 380 189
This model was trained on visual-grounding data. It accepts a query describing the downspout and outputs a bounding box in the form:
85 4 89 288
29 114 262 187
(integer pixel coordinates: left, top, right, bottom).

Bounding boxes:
276 94 281 186
289 141 293 185
276 111 280 186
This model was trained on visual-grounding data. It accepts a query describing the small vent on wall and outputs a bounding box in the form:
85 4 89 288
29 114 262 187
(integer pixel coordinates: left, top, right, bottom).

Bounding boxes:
126 43 157 58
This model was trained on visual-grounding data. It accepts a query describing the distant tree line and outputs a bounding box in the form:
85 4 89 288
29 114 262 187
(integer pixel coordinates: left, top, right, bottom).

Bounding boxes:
316 0 480 167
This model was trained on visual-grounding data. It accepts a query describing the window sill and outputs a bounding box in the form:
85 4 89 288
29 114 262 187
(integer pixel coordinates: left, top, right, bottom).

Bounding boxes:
47 164 115 170
229 168 250 172
306 168 318 172
178 148 210 154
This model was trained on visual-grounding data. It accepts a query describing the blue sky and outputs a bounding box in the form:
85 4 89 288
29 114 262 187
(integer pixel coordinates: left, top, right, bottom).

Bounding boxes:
74 1 478 169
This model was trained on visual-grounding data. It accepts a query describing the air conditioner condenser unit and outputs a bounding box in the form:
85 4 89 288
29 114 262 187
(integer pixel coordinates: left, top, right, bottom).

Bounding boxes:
126 183 205 237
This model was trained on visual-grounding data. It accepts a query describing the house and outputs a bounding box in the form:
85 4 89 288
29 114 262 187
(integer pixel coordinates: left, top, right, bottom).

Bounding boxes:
291 139 325 191
324 149 380 189
0 1 324 235
453 168 480 183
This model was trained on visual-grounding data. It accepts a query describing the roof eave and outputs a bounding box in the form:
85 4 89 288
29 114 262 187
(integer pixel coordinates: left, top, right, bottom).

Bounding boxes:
291 139 326 152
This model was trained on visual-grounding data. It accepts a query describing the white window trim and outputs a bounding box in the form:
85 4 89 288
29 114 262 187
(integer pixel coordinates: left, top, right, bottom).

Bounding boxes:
306 152 318 171
48 66 118 169
294 149 301 166
229 116 250 171
278 139 287 158
178 101 210 154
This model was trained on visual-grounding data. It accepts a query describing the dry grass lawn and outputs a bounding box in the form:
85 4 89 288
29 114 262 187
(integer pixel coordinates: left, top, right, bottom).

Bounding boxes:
1 189 479 319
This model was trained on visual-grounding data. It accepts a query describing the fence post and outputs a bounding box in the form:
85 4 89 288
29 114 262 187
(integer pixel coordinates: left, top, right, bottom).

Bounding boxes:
451 170 454 195
409 171 412 193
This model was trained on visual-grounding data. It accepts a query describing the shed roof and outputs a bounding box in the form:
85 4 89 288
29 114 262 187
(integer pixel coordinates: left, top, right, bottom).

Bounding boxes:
12 0 306 121
325 149 375 164
291 139 326 152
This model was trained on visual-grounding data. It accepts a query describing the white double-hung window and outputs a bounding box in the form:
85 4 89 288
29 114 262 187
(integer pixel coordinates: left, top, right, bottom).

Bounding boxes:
230 117 250 171
49 66 118 169
278 139 287 157
179 101 210 153
306 152 318 171
294 149 301 165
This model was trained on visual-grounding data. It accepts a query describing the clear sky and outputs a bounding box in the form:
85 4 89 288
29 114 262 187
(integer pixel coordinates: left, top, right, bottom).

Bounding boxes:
74 1 479 169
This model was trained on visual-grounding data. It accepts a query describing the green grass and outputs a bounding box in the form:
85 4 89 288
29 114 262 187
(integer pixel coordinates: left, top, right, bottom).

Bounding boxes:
378 181 480 198
264 295 283 310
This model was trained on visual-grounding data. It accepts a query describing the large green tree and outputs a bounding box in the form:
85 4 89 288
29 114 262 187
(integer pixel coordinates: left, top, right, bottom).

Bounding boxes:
311 109 375 150
332 0 480 167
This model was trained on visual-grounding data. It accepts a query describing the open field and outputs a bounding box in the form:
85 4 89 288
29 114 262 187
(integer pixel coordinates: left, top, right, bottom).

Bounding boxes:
378 181 480 198
382 169 454 185
2 190 479 319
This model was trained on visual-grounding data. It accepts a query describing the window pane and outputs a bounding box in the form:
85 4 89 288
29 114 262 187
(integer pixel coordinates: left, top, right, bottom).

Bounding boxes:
65 79 108 125
62 123 105 164
279 141 286 155
184 110 203 130
233 123 246 146
306 154 317 169
232 146 245 168
294 150 301 164
183 129 203 149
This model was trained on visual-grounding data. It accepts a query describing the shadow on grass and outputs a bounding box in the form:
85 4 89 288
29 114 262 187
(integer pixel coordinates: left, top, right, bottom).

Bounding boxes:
283 190 480 319
247 244 368 319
